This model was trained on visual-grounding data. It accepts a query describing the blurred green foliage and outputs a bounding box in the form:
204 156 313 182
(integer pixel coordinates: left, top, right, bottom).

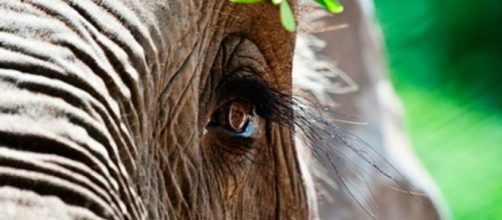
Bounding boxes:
375 0 502 219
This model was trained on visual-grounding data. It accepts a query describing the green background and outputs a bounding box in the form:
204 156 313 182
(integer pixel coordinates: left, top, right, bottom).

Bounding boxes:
374 0 502 219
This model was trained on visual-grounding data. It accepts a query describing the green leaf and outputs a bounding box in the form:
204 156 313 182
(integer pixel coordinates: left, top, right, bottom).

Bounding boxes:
229 0 261 3
315 0 344 13
271 0 282 5
280 1 296 32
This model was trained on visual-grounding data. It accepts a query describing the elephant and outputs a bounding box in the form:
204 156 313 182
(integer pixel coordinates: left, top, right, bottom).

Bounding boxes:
0 0 314 219
0 0 445 220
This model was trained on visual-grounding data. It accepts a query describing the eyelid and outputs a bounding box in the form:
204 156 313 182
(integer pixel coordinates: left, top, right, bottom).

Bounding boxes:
231 120 255 137
216 120 256 138
205 119 256 139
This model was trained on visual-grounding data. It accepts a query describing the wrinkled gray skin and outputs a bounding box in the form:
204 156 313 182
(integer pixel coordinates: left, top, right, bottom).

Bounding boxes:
0 0 309 219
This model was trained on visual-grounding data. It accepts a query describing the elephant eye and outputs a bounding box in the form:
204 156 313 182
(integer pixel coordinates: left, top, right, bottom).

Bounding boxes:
228 100 251 131
208 99 255 136
205 74 292 141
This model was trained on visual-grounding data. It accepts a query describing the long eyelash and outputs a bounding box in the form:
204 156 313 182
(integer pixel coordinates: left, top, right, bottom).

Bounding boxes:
218 74 424 219
216 74 294 126
292 97 428 219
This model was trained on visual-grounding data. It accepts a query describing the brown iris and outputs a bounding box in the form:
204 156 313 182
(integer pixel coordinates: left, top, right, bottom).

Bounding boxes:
212 99 253 132
229 100 251 131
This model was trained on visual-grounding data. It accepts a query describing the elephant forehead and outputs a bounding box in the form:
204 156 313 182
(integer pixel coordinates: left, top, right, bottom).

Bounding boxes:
137 0 296 90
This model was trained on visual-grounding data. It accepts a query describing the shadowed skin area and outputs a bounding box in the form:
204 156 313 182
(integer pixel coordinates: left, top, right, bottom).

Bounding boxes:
0 0 311 219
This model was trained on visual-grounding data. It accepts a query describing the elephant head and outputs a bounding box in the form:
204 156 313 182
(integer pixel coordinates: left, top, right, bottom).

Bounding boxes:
0 0 314 219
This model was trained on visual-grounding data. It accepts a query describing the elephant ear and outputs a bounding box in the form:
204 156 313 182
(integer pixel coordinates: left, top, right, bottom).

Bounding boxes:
293 33 357 104
292 1 357 104
292 27 419 220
